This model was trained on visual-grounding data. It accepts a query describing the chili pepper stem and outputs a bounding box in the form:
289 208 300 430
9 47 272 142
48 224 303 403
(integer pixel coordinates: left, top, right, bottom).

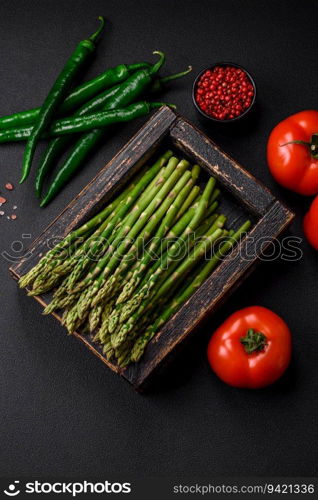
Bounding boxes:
149 51 165 75
160 66 193 84
89 16 106 43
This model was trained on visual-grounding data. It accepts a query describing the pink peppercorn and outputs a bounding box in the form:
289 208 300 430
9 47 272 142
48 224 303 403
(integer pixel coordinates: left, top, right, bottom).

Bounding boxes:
195 65 255 120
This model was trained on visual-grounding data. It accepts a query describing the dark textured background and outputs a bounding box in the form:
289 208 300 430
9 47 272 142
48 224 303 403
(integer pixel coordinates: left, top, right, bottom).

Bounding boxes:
0 0 317 478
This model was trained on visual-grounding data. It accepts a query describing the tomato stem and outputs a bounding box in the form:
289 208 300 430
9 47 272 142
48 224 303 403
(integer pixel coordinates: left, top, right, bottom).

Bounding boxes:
280 133 318 159
240 328 267 354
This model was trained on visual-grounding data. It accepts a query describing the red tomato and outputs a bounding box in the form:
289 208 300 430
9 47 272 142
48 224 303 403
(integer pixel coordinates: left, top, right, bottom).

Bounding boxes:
267 110 318 196
207 306 292 389
303 195 318 250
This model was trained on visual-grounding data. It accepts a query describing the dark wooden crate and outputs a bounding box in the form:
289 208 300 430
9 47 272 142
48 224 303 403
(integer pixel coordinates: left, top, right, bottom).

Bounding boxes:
10 106 294 390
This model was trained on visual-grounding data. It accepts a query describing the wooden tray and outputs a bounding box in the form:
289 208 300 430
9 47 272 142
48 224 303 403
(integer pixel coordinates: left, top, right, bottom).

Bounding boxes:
10 106 294 390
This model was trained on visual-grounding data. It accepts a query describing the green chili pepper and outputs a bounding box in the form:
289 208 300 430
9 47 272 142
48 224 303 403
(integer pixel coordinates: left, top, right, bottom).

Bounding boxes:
45 101 174 136
0 65 192 146
20 16 106 184
39 51 166 206
0 60 190 198
0 62 150 131
35 84 122 197
0 102 174 139
33 65 190 197
40 101 172 207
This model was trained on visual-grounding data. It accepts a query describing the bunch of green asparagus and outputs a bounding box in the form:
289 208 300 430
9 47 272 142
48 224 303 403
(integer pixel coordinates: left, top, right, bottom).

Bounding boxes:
19 150 251 367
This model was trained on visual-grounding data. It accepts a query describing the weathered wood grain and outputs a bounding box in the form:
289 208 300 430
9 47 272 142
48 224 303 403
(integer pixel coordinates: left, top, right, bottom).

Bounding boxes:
170 118 275 216
10 106 294 390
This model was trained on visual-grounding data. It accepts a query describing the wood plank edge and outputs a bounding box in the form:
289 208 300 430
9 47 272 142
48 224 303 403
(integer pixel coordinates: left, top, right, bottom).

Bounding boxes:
170 115 275 215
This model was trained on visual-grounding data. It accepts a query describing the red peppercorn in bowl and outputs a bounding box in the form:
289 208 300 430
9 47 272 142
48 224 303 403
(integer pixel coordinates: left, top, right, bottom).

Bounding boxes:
192 63 256 122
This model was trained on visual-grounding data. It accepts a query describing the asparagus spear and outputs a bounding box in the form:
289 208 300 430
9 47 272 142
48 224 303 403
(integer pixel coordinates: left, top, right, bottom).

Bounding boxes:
88 301 105 332
72 159 191 326
72 156 180 293
38 153 174 293
190 164 201 181
92 158 188 278
175 185 200 220
134 217 225 316
94 300 115 343
111 218 224 349
28 214 114 295
154 226 226 302
93 259 142 337
130 221 251 362
117 185 206 304
94 169 195 309
42 164 170 306
20 151 173 292
122 181 218 303
139 178 217 289
103 341 115 360
148 224 230 315
62 159 182 332
19 238 81 290
61 155 174 290
68 178 217 334
43 290 80 315
149 213 225 301
105 174 196 332
19 172 144 290
90 170 194 329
